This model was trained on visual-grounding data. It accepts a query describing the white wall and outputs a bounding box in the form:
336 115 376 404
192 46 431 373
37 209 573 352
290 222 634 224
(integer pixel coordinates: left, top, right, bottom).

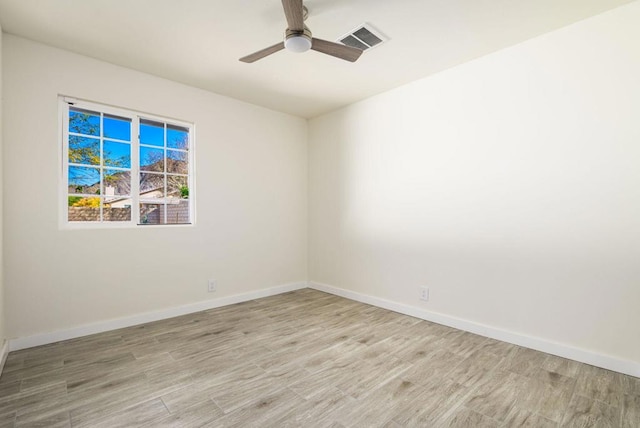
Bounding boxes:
3 35 307 340
309 2 640 366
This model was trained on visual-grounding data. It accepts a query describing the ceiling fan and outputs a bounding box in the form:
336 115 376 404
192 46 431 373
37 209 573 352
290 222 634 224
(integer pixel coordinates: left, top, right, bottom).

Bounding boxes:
240 0 363 63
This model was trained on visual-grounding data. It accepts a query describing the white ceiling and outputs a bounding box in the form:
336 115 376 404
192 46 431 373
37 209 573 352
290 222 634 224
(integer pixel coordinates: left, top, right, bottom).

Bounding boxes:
0 0 633 118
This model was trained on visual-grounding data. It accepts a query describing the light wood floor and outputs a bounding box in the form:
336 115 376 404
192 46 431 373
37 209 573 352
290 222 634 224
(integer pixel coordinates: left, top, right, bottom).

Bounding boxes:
0 289 638 427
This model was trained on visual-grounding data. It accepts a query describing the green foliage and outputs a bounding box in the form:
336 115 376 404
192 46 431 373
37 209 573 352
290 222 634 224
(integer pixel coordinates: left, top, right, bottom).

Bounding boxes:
68 196 83 206
69 111 99 135
68 141 100 165
180 186 189 199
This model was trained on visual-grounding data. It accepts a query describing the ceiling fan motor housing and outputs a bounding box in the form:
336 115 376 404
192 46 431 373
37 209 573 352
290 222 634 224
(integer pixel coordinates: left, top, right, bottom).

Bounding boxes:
285 27 312 53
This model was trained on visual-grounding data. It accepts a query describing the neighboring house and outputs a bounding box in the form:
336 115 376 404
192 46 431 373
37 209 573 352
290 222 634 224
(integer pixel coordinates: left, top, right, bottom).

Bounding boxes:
105 187 183 208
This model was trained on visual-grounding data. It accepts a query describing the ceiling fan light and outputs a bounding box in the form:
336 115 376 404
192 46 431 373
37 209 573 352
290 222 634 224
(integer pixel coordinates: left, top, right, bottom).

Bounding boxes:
285 35 312 53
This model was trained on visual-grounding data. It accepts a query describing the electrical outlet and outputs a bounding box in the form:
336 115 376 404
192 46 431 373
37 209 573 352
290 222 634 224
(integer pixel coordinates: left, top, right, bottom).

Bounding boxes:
420 286 429 301
208 279 217 292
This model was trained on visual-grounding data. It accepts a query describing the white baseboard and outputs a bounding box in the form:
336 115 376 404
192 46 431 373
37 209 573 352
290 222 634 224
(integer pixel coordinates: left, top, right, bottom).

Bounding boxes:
0 340 8 376
309 281 640 378
9 280 639 378
9 281 307 352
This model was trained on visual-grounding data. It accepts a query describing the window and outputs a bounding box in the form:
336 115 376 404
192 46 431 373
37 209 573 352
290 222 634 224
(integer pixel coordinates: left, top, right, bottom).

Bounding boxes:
62 98 194 226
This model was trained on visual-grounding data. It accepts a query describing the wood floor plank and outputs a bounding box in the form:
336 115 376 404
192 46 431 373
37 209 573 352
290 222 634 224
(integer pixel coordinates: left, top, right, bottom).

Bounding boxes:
400 348 464 386
502 407 558 427
498 346 548 378
444 406 500 428
574 364 625 408
475 337 519 358
333 353 412 399
271 387 354 427
542 354 582 379
74 398 168 428
0 360 64 387
445 349 504 388
440 331 490 359
160 362 264 413
391 379 470 426
212 387 305 427
295 340 367 375
533 378 576 423
14 409 70 428
0 381 21 398
0 412 16 428
561 393 621 427
288 357 362 400
463 369 522 423
0 383 67 418
339 377 423 427
621 394 640 428
145 399 224 428
210 363 308 413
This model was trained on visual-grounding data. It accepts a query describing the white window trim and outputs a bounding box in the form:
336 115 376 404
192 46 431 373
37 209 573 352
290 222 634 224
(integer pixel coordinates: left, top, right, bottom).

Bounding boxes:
59 96 196 229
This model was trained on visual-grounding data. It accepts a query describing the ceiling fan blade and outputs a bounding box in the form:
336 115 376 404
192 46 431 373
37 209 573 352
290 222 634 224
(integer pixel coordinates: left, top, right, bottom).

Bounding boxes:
311 38 363 62
239 42 285 63
282 0 305 32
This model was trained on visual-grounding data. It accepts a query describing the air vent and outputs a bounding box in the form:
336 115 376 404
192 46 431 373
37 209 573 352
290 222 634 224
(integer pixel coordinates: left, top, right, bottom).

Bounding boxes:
338 23 387 52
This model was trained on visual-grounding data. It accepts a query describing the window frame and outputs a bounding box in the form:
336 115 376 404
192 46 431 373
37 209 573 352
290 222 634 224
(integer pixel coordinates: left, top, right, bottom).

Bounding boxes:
59 96 196 229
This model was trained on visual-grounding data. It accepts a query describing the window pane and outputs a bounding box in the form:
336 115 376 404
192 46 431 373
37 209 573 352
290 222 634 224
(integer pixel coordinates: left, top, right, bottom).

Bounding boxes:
166 200 190 224
104 169 131 197
104 114 131 141
140 203 162 224
103 205 131 222
140 172 164 197
104 141 131 168
140 119 164 147
67 196 100 207
167 149 188 174
69 136 100 165
167 125 189 150
68 166 100 194
67 196 100 222
140 147 164 172
69 108 100 136
167 175 188 200
68 205 100 222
